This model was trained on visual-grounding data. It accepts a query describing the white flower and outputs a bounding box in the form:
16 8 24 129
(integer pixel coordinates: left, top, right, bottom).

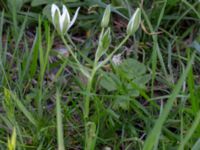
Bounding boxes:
51 4 80 35
112 54 122 65
103 146 112 150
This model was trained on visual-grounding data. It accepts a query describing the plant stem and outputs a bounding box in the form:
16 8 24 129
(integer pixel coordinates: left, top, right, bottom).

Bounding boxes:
97 34 130 69
84 34 130 120
62 33 130 150
84 66 97 150
84 67 97 120
61 36 80 64
61 35 90 78
66 33 77 49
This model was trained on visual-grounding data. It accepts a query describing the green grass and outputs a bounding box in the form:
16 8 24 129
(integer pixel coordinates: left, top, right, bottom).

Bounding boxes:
0 0 200 149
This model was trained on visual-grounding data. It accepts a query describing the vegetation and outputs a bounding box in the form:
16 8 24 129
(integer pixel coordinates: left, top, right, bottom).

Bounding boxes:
0 0 200 149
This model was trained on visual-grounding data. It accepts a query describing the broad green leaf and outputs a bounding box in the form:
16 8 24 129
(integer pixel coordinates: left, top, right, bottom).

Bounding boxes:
100 72 120 91
127 85 140 97
113 96 130 110
119 58 146 79
132 74 151 89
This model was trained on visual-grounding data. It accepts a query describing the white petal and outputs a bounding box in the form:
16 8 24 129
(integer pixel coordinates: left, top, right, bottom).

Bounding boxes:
68 7 80 30
62 5 70 23
59 5 70 32
59 15 65 32
51 4 60 24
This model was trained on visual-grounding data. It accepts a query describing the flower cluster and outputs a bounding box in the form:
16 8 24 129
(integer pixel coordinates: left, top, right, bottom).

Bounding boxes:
51 4 141 36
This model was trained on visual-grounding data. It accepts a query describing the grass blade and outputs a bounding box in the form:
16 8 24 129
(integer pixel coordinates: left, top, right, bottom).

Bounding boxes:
11 91 37 127
7 127 16 150
182 0 200 19
192 139 200 150
178 111 200 150
187 48 198 114
143 53 196 150
0 10 4 53
142 8 168 97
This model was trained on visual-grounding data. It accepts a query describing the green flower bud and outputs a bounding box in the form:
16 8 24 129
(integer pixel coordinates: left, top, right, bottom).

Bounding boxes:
101 28 111 50
95 28 111 61
101 5 111 28
127 8 141 35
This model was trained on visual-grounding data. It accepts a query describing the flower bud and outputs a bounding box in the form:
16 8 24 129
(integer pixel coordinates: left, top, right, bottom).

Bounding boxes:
127 8 141 35
101 28 111 50
95 28 111 61
101 5 111 28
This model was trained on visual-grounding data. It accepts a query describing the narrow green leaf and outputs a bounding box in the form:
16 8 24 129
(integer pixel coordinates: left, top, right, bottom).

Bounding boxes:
0 10 4 53
11 92 37 127
178 111 200 150
187 48 198 114
31 0 53 7
143 53 195 150
192 139 200 150
29 32 39 78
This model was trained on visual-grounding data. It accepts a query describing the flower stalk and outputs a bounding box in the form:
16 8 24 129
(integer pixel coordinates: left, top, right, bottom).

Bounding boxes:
50 4 141 150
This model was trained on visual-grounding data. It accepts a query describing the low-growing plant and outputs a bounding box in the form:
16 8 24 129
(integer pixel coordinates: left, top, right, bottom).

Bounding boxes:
0 0 200 150
50 3 141 149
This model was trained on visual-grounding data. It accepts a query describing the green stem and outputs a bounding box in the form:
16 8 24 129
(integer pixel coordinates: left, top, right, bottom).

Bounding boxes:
61 36 79 64
84 66 97 150
83 34 130 150
84 34 130 119
61 36 90 78
84 67 97 120
61 32 130 150
66 33 77 49
97 35 130 69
